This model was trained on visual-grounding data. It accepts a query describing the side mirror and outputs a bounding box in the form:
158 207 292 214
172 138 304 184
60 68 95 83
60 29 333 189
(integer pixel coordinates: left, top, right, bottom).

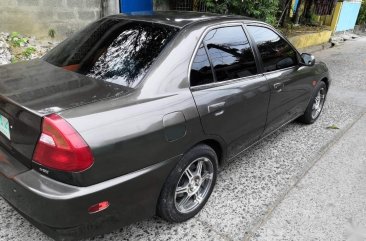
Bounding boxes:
300 53 316 66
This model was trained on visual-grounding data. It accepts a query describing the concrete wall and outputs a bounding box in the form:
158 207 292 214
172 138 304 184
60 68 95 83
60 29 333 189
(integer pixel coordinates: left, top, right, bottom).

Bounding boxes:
288 30 332 49
0 0 119 39
330 1 362 32
335 1 362 32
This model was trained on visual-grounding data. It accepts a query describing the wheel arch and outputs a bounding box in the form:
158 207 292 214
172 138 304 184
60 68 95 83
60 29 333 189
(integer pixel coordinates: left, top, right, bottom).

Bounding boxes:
195 139 226 166
320 77 329 90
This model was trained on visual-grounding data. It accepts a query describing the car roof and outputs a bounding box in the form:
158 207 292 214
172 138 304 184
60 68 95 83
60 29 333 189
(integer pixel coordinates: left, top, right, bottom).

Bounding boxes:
107 11 256 28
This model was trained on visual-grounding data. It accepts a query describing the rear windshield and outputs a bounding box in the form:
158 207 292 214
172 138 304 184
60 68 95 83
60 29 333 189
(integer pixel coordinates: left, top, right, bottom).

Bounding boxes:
43 18 178 88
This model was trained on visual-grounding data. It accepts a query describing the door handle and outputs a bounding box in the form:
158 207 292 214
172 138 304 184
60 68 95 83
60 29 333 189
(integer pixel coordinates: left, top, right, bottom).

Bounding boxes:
273 82 284 92
208 102 225 116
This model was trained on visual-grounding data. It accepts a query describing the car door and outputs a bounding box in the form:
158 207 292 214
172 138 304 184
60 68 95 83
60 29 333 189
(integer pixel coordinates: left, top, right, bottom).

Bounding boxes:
190 24 270 159
246 25 314 135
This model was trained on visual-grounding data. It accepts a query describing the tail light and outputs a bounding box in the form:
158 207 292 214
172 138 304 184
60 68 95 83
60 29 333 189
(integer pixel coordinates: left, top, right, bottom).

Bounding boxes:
33 114 94 172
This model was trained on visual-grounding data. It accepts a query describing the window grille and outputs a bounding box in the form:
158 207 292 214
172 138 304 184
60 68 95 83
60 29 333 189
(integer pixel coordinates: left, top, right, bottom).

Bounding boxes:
174 0 207 12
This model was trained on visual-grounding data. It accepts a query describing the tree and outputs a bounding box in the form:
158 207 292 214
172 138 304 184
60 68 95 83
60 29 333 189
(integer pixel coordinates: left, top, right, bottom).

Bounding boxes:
278 0 292 27
154 0 280 25
302 0 314 24
357 1 366 25
204 0 280 25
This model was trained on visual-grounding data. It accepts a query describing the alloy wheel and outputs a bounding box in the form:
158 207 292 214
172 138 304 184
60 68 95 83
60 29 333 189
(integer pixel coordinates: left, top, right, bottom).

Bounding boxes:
174 157 214 214
311 87 326 119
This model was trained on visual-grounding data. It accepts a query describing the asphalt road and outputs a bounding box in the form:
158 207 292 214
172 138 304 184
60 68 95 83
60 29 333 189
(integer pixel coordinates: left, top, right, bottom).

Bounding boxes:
0 37 365 241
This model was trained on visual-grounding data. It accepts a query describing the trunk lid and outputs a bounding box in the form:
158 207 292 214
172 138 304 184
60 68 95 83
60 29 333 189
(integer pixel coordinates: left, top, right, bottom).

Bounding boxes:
0 59 132 167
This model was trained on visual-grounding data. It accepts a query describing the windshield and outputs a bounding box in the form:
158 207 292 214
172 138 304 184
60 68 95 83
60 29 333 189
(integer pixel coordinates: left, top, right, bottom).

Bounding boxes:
43 18 179 88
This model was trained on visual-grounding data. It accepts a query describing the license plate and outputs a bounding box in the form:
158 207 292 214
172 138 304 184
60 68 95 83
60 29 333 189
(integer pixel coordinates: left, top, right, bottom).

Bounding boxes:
0 114 10 140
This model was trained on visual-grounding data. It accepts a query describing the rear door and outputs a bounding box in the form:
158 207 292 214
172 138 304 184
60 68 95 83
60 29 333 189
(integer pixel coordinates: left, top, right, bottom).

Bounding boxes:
190 24 270 159
246 25 314 135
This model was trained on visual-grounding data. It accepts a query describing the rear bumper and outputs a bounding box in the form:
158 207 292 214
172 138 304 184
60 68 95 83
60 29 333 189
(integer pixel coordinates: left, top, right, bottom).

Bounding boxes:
0 146 181 240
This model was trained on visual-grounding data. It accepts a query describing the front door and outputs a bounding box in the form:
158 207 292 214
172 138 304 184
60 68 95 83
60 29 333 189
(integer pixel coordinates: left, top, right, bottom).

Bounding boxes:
246 25 314 135
190 25 270 158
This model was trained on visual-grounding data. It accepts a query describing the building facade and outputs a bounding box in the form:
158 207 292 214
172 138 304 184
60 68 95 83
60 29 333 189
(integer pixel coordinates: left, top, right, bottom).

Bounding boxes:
0 0 210 39
0 0 119 39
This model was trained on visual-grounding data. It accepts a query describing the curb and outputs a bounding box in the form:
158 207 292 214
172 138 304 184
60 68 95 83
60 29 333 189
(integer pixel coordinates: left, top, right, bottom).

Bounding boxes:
298 42 333 54
243 111 366 241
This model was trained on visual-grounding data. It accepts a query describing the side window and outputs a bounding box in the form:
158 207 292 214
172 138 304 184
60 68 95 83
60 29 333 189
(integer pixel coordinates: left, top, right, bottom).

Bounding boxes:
247 26 297 72
203 26 258 82
190 45 214 86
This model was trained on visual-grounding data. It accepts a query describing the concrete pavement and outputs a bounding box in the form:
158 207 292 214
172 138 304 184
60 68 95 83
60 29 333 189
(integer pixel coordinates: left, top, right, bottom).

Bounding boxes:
252 112 366 241
0 38 365 241
250 37 366 241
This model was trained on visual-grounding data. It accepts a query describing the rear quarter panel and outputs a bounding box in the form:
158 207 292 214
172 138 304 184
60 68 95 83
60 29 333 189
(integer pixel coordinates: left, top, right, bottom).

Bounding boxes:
61 90 205 186
57 24 224 186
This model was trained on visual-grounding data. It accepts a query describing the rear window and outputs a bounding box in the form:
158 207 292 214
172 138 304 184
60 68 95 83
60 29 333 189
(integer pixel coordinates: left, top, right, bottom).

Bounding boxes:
43 18 178 88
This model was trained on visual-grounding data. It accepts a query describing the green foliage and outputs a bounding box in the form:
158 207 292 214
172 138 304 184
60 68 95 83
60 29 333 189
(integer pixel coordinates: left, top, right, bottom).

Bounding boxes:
9 32 28 47
10 57 18 64
357 1 366 25
48 29 56 39
203 0 280 25
22 47 36 58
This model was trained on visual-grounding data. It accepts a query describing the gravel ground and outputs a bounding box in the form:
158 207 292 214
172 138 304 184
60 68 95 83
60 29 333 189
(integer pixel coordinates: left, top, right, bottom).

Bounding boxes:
0 32 55 65
0 38 365 241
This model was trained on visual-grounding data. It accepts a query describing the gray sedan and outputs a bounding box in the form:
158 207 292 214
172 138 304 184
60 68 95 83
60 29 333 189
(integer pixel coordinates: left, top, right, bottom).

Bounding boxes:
0 11 330 241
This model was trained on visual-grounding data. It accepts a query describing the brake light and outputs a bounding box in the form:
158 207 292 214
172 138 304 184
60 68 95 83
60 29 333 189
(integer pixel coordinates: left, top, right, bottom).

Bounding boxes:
33 114 94 172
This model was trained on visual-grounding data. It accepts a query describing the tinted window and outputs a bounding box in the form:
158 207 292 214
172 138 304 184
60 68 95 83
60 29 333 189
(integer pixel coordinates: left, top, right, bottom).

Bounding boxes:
43 19 178 88
190 45 214 86
247 26 297 72
203 26 257 82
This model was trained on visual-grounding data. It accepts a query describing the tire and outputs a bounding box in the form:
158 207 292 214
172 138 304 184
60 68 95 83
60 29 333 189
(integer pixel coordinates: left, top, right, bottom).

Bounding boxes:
298 81 327 124
157 144 218 223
